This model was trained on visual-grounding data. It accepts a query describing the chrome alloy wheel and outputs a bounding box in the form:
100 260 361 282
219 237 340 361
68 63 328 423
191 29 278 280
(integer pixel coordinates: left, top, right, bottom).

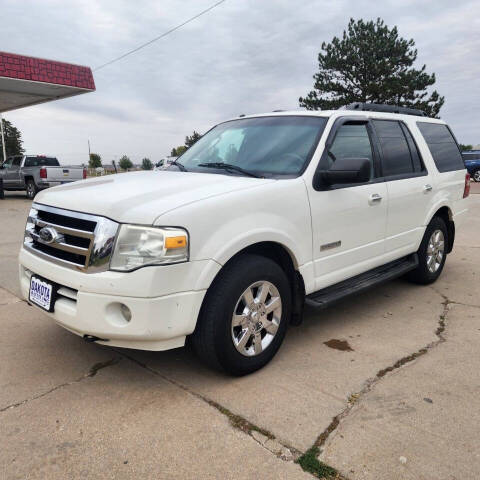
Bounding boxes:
426 229 445 273
474 170 480 183
231 280 282 357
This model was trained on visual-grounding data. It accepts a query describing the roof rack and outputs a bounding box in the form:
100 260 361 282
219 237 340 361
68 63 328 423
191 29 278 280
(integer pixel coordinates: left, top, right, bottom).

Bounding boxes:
343 102 426 117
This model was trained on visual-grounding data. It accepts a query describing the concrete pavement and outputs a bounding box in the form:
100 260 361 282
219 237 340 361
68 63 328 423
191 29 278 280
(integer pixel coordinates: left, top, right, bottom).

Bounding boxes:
0 188 479 479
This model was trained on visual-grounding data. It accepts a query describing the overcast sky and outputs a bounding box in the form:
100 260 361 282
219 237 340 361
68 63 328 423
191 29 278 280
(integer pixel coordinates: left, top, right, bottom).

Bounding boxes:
1 0 479 165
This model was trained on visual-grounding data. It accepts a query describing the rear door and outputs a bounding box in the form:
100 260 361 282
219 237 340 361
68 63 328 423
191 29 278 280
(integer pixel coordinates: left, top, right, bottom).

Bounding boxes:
307 117 388 290
372 119 434 258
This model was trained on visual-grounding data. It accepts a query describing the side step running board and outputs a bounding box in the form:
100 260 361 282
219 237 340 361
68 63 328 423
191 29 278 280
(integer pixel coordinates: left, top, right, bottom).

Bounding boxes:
306 254 419 309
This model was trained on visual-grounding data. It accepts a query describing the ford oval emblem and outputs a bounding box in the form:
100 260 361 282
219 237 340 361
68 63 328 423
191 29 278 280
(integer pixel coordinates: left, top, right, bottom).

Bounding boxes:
38 226 58 244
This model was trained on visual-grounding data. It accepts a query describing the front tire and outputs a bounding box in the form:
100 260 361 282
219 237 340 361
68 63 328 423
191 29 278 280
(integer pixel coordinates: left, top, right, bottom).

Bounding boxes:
191 254 291 376
26 180 38 200
406 216 448 285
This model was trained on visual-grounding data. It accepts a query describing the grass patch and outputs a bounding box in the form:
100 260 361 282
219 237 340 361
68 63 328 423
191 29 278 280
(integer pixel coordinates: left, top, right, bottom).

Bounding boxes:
214 403 274 438
296 446 339 479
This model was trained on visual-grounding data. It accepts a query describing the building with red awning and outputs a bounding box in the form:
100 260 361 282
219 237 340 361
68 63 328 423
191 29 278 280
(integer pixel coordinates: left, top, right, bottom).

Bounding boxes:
0 51 95 162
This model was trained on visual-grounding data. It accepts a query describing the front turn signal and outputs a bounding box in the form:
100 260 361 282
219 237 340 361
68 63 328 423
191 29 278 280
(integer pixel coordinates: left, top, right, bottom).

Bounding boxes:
165 236 187 249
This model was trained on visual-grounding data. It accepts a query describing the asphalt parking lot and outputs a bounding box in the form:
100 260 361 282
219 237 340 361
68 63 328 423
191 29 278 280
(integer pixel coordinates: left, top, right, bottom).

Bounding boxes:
1 187 479 480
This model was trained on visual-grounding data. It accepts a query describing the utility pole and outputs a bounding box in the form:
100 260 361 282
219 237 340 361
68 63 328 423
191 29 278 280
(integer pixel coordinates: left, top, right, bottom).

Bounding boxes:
87 139 91 164
0 112 7 164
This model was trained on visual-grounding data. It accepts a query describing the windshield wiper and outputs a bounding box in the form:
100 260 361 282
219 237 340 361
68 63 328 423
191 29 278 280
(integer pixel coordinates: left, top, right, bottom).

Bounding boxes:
197 162 261 178
169 159 188 172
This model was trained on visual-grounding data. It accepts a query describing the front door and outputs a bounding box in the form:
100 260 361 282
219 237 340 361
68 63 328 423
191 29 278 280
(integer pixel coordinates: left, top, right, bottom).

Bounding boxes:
4 156 22 187
307 118 388 291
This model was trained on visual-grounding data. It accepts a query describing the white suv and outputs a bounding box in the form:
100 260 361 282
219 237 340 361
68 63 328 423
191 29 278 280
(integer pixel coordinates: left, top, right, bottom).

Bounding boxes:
19 104 470 375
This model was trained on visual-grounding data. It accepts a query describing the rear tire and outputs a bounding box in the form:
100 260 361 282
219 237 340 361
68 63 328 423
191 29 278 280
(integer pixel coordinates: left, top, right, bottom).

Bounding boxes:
191 254 291 376
406 216 448 285
26 180 38 200
473 168 480 183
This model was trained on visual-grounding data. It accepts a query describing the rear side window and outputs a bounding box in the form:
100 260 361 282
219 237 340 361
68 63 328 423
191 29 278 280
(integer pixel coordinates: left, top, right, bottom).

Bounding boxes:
24 156 59 167
400 124 424 172
373 120 417 176
417 123 464 172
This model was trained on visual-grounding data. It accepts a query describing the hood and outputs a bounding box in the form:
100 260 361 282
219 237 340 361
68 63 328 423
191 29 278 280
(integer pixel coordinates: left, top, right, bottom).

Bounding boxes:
35 170 273 224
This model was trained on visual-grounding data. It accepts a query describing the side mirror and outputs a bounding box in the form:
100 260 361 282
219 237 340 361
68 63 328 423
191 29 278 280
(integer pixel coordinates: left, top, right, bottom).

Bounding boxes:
314 157 371 188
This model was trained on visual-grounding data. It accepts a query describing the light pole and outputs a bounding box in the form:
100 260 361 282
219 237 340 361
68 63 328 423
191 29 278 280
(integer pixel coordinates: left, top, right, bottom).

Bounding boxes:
0 112 7 164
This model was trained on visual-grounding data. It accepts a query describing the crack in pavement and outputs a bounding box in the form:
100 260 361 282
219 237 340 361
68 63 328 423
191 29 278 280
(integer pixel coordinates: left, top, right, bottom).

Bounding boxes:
430 286 479 309
303 289 453 475
112 349 304 464
0 358 120 413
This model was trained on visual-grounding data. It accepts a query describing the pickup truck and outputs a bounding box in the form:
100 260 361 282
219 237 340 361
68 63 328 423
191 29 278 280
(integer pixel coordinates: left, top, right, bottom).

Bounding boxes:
462 150 480 182
0 155 86 199
19 104 470 375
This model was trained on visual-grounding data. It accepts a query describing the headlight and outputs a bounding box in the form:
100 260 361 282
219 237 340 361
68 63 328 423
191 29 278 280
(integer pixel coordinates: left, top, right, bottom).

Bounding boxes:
24 207 38 244
110 225 189 271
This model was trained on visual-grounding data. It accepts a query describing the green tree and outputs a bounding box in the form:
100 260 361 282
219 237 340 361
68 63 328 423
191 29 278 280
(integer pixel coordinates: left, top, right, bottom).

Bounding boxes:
170 147 177 157
459 144 473 152
89 153 102 169
0 118 24 162
119 155 133 171
185 131 202 148
141 157 153 170
299 18 444 117
175 145 187 156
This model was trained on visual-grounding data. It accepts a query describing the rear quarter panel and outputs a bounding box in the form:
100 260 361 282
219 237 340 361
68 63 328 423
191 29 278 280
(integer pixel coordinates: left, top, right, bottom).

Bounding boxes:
407 120 468 230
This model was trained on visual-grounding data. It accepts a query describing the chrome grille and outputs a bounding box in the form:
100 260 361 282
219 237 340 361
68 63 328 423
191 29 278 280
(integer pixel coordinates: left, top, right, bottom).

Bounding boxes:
24 203 118 272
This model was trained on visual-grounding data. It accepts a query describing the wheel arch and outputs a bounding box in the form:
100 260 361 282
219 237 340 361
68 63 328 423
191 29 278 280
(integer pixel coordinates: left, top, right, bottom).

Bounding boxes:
199 241 306 327
428 205 455 253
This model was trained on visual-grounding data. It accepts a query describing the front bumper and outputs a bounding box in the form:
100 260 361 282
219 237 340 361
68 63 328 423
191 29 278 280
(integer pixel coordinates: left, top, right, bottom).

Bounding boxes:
19 248 220 351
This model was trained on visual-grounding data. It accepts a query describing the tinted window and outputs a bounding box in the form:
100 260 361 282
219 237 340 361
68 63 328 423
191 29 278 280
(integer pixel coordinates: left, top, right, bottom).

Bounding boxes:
328 123 374 179
462 152 480 161
24 156 59 167
417 122 464 172
401 124 424 172
12 157 22 167
373 120 414 176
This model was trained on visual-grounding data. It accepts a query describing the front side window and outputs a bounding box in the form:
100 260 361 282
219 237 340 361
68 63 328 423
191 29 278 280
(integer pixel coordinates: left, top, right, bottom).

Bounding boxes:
417 122 464 173
2 158 13 168
373 120 415 176
12 157 22 167
328 123 374 179
177 116 328 177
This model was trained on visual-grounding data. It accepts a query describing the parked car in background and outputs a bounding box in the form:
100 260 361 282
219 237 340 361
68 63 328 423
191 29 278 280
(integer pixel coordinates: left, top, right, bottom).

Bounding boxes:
0 155 86 199
462 150 480 182
154 156 177 171
19 104 470 375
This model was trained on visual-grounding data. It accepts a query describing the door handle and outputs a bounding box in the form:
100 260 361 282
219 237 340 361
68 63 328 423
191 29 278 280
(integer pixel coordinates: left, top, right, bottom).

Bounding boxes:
424 184 433 192
369 193 382 205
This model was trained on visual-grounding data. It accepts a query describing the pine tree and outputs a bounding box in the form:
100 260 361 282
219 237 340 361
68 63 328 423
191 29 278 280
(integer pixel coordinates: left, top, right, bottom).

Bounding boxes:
0 118 24 162
299 18 444 117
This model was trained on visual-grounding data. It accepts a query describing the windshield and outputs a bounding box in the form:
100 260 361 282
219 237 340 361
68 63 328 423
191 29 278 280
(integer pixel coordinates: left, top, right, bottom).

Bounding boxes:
24 156 59 167
177 116 328 177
